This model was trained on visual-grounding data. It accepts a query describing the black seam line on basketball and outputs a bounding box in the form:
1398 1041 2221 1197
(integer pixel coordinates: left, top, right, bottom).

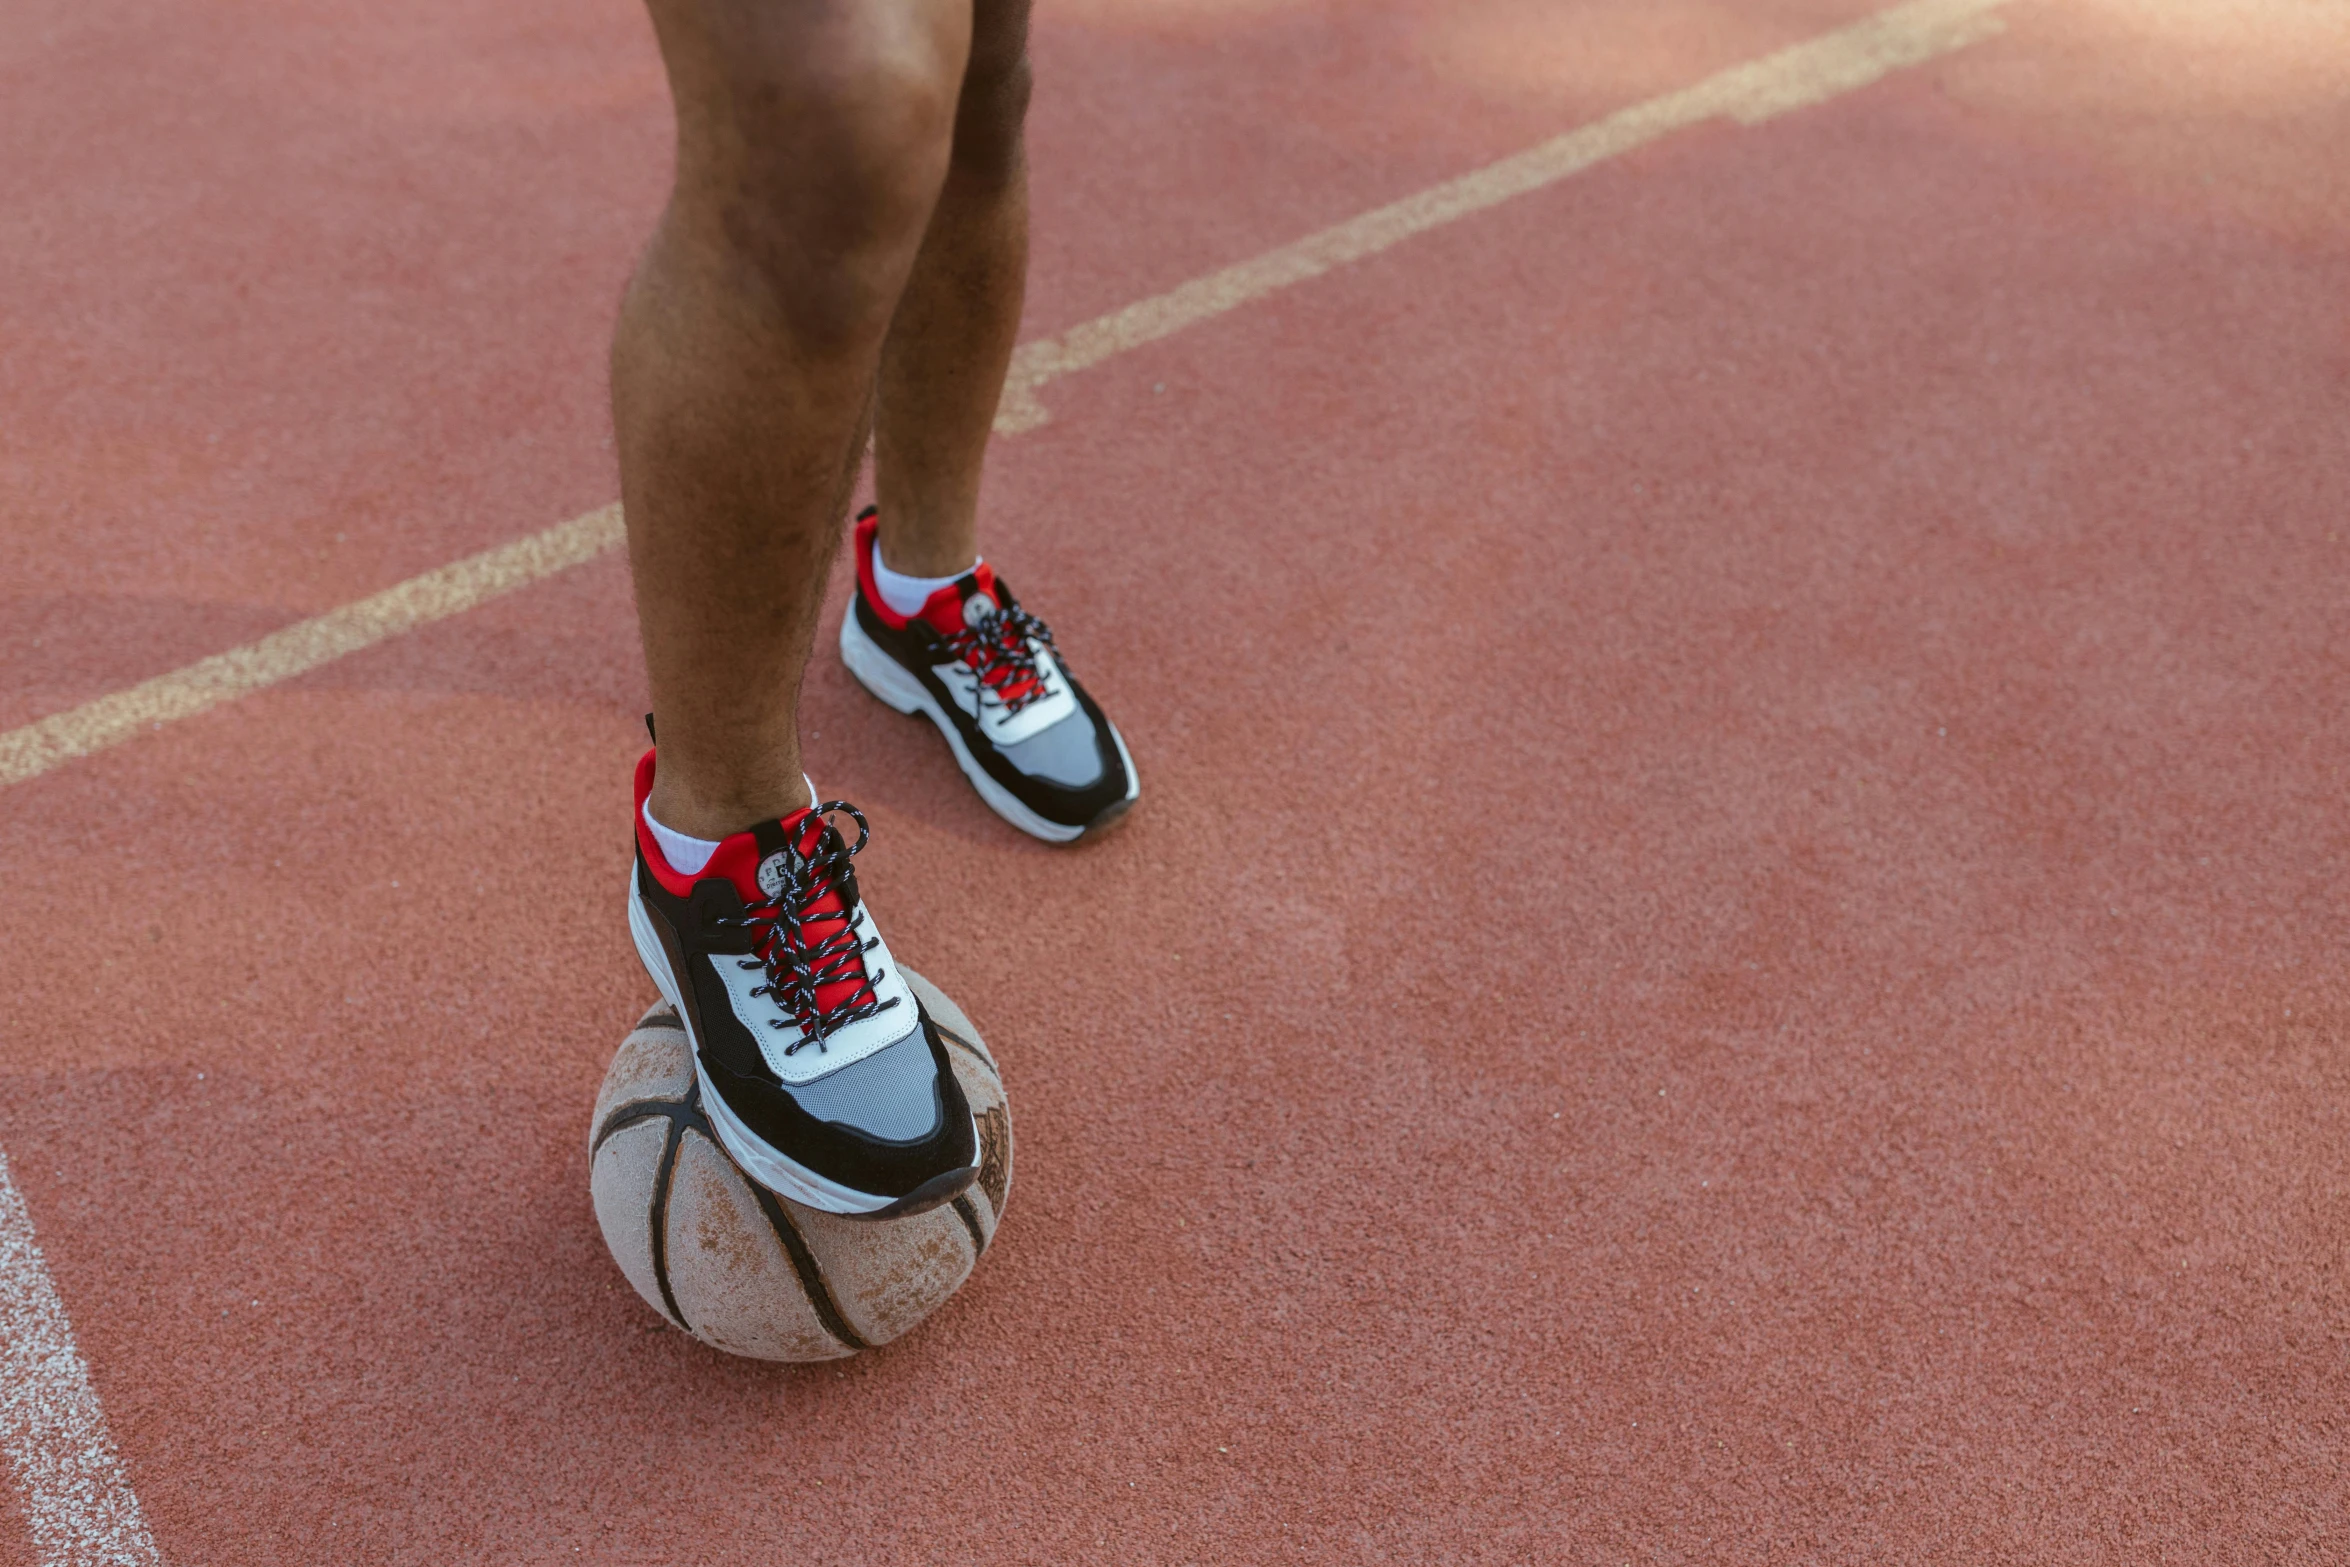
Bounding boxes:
932 1026 995 1075
950 1195 987 1257
742 1182 871 1353
634 1013 687 1035
590 1095 696 1156
646 1098 693 1333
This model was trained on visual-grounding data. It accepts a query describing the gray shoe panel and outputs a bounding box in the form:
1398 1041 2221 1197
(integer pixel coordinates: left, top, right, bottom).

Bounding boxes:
785 1024 942 1143
997 707 1105 788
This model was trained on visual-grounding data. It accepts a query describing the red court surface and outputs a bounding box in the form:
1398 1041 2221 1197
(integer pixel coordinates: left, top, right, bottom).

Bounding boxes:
4 0 2348 1561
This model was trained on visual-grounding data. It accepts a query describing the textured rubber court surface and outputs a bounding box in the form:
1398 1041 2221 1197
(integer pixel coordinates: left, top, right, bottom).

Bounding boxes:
4 0 2348 1561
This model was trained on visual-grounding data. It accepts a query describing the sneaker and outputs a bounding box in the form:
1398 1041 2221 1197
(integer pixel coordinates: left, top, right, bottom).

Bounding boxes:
838 508 1138 842
624 748 979 1218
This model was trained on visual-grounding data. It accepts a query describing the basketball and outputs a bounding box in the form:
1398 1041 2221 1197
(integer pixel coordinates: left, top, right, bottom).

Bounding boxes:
588 970 1012 1361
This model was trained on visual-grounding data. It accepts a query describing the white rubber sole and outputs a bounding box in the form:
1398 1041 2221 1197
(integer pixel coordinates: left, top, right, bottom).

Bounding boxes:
839 607 1139 844
627 870 948 1217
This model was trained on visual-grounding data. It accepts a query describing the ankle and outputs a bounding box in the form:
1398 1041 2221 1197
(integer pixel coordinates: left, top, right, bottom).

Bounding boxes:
873 504 980 579
647 759 814 841
871 544 979 617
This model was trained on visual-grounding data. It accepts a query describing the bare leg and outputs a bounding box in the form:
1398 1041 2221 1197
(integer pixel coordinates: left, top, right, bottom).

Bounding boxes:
616 0 971 838
872 0 1033 578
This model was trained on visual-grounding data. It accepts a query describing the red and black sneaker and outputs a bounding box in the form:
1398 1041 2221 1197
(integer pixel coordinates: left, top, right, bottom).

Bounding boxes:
838 509 1138 842
623 749 979 1217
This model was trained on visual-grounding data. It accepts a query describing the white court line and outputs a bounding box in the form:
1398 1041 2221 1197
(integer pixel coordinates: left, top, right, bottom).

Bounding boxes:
0 505 626 791
0 1147 162 1567
993 0 2010 431
0 0 2011 795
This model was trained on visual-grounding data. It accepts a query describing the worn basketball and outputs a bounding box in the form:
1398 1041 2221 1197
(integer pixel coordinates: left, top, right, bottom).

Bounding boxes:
588 970 1012 1361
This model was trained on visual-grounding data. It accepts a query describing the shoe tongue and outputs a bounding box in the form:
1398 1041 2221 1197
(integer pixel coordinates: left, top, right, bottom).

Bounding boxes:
742 805 871 1021
689 805 826 907
919 563 1049 707
915 562 1001 638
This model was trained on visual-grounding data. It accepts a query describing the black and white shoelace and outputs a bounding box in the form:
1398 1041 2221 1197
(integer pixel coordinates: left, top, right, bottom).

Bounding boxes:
943 604 1062 719
719 802 898 1053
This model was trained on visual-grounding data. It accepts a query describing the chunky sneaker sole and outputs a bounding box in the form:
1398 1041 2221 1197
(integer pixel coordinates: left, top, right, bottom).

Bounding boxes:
626 750 979 1219
841 510 1139 843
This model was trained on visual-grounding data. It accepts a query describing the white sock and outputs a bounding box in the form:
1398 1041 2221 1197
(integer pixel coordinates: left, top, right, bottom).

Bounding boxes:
642 777 820 875
642 801 720 875
872 546 979 618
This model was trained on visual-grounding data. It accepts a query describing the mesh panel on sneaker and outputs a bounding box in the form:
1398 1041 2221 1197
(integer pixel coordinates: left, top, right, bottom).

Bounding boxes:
997 708 1104 787
785 1026 943 1143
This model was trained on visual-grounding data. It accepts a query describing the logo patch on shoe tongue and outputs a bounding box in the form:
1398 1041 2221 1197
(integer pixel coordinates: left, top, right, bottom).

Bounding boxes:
962 592 999 628
756 850 793 900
